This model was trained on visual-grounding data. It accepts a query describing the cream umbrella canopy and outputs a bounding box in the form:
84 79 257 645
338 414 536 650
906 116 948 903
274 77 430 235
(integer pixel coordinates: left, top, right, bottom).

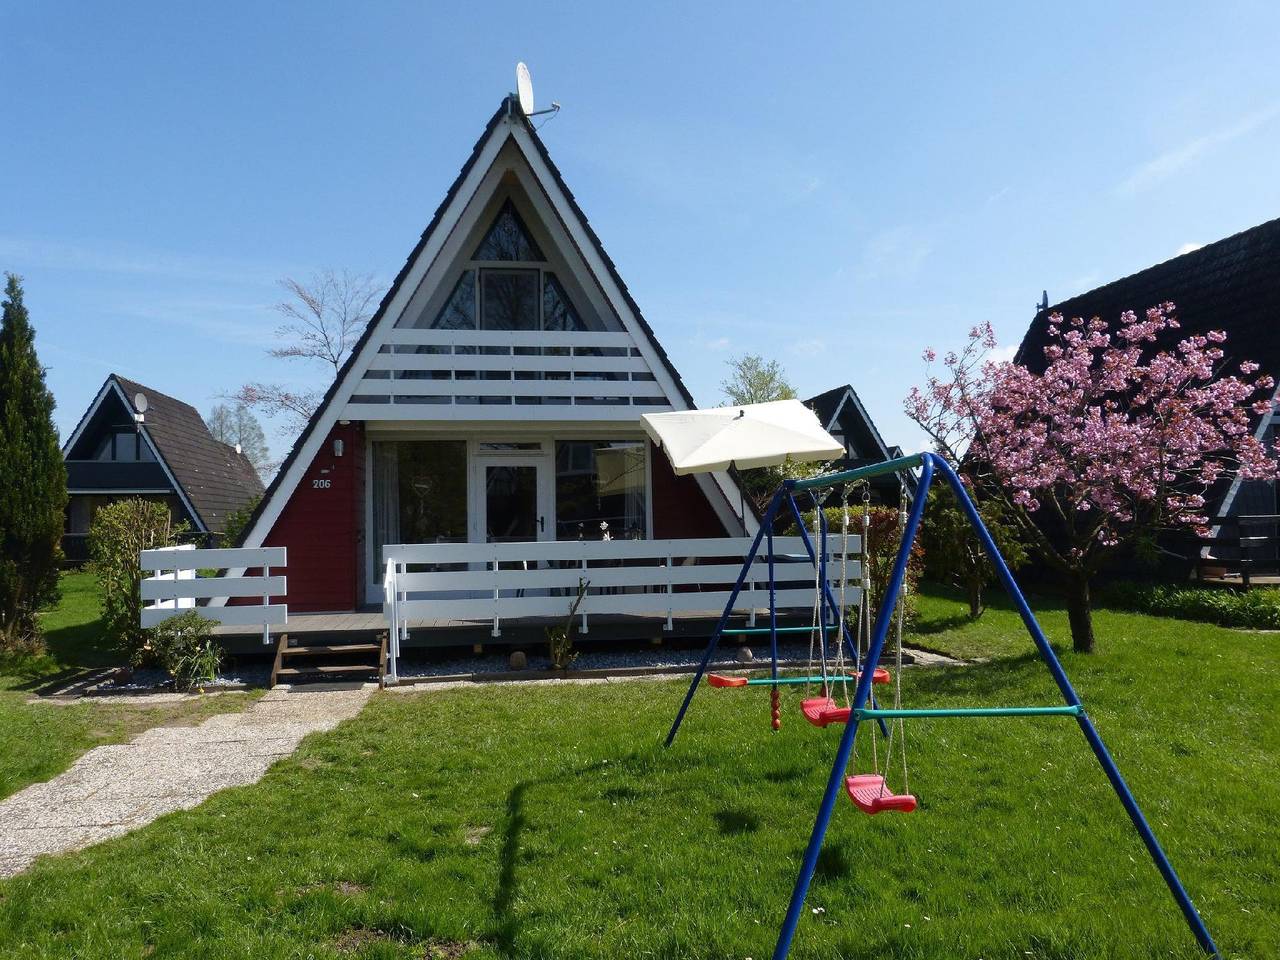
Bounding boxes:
642 399 844 476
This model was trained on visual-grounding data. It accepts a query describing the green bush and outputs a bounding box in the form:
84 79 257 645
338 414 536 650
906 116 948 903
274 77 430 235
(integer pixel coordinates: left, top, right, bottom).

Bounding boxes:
146 610 221 690
918 487 1027 619
1105 581 1280 630
88 498 187 660
794 503 924 623
220 495 260 547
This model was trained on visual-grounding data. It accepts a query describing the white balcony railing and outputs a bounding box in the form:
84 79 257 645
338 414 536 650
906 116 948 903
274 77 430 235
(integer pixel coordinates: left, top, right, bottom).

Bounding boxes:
381 536 862 678
343 329 674 420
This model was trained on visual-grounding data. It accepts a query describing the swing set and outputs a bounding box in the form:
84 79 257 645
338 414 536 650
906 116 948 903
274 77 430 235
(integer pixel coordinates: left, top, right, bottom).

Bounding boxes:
664 451 1220 960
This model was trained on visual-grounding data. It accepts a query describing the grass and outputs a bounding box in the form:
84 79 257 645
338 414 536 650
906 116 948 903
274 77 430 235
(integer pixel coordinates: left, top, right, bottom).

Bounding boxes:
0 583 1275 959
0 571 257 801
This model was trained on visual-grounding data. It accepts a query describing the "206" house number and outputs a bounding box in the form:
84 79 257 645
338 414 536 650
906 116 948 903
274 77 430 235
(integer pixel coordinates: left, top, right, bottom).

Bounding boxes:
312 478 331 489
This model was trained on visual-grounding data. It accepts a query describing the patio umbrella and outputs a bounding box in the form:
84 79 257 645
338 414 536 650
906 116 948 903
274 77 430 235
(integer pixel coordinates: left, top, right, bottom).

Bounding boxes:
642 399 844 476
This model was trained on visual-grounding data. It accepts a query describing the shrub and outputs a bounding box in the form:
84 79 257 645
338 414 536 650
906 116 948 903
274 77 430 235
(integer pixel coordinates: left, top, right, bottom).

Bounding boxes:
918 486 1027 619
88 499 187 660
220 495 260 547
1105 582 1280 630
146 610 221 690
546 577 588 670
794 503 924 623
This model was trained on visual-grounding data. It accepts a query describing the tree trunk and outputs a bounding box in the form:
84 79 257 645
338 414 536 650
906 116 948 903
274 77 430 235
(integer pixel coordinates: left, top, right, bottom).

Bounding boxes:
966 578 984 619
1065 574 1095 653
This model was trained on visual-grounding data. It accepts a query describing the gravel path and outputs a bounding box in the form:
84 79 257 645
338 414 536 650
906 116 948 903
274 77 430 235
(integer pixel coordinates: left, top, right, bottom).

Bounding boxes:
0 685 372 879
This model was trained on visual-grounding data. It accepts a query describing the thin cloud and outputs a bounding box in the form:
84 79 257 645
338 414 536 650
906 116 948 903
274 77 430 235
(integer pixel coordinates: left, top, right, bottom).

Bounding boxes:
787 337 826 358
1117 104 1280 194
0 234 289 286
856 224 935 283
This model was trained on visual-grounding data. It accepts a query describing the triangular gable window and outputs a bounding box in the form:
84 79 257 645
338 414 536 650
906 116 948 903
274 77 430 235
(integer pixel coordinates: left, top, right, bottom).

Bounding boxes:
541 272 586 331
472 199 545 261
431 269 477 329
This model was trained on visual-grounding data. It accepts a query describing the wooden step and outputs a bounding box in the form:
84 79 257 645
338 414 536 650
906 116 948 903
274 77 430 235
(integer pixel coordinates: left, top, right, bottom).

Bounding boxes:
281 643 381 657
274 664 380 677
270 631 388 688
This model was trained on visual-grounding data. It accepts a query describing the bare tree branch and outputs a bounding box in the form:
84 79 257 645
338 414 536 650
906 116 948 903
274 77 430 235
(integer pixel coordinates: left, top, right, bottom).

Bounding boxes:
269 269 378 372
232 269 380 440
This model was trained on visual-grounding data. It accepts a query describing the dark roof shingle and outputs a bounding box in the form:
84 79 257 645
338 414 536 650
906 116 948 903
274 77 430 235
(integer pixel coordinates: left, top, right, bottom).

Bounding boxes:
1016 217 1280 396
113 376 264 532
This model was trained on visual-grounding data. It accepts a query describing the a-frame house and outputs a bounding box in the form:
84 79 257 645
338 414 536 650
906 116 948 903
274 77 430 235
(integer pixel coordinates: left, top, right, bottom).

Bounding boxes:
239 97 752 613
62 374 263 561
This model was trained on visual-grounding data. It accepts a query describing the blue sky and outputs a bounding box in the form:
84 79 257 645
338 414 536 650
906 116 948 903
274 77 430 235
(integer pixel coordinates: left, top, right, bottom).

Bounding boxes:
6 2 1280 458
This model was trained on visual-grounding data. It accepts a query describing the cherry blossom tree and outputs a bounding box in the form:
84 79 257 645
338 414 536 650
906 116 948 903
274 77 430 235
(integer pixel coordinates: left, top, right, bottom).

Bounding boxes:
907 304 1279 653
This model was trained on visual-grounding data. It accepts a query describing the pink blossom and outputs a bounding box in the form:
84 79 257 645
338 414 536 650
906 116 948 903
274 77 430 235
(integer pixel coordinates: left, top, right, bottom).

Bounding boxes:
904 301 1280 554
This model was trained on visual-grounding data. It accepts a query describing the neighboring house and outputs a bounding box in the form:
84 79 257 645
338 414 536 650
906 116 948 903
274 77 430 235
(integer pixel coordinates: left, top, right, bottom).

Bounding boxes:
236 97 754 613
805 385 917 507
1015 216 1280 576
62 375 264 561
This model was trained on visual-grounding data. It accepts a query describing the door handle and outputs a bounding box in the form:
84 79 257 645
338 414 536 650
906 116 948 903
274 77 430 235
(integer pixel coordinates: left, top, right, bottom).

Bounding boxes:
539 515 546 533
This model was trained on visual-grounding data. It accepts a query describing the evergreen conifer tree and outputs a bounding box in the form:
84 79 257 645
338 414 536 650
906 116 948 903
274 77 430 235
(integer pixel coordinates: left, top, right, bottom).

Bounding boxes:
0 274 67 651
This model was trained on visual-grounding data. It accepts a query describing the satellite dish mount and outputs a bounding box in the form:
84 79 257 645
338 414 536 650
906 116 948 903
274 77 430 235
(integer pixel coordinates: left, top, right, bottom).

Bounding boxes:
513 62 561 118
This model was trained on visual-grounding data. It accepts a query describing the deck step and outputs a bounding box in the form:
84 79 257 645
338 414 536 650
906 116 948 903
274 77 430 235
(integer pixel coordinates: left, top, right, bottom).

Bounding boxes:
269 631 389 688
281 643 382 657
274 664 380 677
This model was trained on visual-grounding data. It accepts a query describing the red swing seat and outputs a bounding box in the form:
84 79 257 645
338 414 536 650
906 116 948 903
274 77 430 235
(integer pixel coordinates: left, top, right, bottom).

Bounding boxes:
799 669 893 728
845 774 917 815
706 673 748 688
800 695 838 725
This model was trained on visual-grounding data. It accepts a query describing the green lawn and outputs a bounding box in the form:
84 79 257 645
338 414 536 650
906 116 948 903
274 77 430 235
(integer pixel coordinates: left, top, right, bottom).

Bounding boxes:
0 571 257 801
0 583 1275 959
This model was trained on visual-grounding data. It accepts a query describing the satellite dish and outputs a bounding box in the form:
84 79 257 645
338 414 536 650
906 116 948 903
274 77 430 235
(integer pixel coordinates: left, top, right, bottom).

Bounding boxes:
516 62 534 115
133 392 148 414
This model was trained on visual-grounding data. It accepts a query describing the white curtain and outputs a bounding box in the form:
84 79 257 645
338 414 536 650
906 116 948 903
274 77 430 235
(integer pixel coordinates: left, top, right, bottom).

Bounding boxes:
372 442 400 563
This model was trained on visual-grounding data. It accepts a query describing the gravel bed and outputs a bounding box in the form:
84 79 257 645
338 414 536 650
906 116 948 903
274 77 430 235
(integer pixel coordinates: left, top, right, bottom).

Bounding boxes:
395 638 829 680
97 661 271 693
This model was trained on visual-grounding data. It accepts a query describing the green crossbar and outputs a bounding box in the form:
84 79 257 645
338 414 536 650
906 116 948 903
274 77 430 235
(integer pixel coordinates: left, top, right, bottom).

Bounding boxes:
723 626 829 636
727 675 859 686
792 453 925 491
852 705 1084 719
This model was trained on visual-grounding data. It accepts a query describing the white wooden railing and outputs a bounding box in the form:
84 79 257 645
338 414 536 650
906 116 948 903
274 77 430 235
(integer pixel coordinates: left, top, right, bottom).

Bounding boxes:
343 330 673 420
140 546 288 645
381 536 861 677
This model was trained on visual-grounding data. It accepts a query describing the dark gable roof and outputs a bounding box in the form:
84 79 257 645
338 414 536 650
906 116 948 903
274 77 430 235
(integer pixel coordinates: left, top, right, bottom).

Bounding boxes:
807 384 895 456
112 376 264 532
1016 217 1280 398
805 384 918 496
241 97 710 543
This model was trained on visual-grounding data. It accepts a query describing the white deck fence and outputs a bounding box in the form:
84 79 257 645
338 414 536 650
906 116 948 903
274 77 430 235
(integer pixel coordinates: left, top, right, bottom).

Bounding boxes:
382 536 861 677
140 546 288 645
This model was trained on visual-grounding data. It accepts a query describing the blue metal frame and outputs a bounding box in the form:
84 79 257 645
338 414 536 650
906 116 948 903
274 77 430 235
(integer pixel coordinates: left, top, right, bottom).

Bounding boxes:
665 484 887 748
663 452 1220 958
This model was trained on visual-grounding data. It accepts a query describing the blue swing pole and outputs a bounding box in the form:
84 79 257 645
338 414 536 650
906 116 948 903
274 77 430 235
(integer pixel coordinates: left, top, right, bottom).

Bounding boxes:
767 522 780 732
771 455 935 960
665 487 785 748
929 455 1219 957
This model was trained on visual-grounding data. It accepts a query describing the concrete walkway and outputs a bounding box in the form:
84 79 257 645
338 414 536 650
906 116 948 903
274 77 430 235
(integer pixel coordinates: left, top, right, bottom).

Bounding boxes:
0 685 372 879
